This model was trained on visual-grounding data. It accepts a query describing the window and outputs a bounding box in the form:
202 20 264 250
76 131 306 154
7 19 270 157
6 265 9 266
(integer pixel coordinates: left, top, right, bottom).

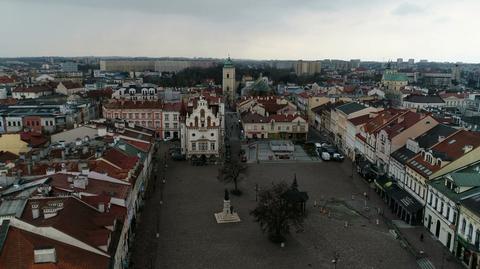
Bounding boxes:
468 224 474 241
440 202 444 214
173 123 178 129
173 114 178 121
191 142 196 151
199 142 208 151
129 113 133 119
165 123 170 129
141 113 146 119
462 219 466 234
211 142 215 151
164 114 169 120
227 74 230 79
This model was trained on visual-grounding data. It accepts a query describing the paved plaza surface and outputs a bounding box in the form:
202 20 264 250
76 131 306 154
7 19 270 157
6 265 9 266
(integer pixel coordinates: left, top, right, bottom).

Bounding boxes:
132 150 429 269
131 115 462 269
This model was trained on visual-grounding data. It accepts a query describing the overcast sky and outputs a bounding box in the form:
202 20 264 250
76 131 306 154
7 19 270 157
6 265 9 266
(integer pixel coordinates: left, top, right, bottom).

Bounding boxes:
1 0 479 62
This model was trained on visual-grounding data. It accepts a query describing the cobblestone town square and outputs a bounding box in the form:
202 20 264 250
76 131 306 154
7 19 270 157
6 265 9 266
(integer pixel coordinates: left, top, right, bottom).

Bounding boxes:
131 147 438 269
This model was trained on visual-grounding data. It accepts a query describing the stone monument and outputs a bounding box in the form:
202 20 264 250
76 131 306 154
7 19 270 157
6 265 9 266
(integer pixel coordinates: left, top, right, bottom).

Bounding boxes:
214 189 241 223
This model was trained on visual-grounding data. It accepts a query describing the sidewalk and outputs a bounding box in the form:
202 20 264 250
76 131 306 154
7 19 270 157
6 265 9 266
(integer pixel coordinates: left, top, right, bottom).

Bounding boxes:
340 159 464 269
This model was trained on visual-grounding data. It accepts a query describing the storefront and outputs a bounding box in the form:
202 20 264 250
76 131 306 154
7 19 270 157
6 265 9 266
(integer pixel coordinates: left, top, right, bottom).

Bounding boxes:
375 177 423 225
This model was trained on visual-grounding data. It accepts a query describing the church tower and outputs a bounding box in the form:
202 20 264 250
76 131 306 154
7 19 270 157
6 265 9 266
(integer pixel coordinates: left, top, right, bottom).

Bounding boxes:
222 57 235 104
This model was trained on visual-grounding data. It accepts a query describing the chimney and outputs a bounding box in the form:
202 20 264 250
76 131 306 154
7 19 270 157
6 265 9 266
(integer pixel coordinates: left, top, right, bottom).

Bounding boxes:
31 203 39 219
60 163 66 173
438 135 445 143
98 203 105 213
464 145 474 154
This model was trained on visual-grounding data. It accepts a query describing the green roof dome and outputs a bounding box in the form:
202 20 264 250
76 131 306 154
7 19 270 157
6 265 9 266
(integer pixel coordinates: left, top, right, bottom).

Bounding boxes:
224 57 234 68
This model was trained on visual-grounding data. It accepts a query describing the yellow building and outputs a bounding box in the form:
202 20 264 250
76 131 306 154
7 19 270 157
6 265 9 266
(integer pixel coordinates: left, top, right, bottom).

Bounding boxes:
0 134 30 155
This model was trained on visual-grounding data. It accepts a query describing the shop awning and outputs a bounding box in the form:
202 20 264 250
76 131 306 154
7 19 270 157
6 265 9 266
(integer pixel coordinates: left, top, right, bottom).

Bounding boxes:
385 184 423 213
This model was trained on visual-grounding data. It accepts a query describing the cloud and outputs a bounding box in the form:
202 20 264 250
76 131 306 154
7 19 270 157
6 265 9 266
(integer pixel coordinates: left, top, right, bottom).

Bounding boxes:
391 2 426 16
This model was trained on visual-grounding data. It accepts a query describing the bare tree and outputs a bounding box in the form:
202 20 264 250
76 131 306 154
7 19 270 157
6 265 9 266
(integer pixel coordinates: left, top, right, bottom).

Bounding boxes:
218 160 246 195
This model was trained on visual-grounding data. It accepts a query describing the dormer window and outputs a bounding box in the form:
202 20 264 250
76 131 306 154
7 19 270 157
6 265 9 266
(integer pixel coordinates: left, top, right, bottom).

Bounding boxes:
425 153 433 164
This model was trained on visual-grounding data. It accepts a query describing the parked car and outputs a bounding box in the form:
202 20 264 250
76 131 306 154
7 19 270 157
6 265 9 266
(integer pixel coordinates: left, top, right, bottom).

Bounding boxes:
171 152 186 161
332 153 345 162
163 137 173 142
321 152 331 161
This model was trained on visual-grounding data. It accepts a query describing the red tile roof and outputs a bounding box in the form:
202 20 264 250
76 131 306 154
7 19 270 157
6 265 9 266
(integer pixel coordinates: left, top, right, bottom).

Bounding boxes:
381 111 430 138
102 148 138 170
20 132 48 148
407 130 480 177
47 173 130 200
348 114 372 126
13 85 53 93
363 109 407 134
20 197 117 249
267 114 306 122
0 76 15 84
163 102 181 112
0 226 109 269
123 139 151 152
0 151 19 163
89 160 130 180
104 100 163 109
60 81 82 89
439 92 468 99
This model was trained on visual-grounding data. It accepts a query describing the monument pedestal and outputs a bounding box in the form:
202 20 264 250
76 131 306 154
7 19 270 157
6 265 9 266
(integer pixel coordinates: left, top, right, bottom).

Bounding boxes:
214 191 241 224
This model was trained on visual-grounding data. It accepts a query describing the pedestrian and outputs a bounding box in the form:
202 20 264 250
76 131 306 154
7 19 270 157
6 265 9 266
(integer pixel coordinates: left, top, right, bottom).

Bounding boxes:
420 233 424 242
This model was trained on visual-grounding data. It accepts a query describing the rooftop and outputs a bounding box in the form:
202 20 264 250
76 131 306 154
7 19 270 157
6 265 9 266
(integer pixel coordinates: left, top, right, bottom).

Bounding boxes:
336 102 367 115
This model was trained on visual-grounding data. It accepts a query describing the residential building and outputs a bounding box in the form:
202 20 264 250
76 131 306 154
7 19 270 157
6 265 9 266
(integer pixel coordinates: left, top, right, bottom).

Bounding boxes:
375 111 438 172
111 83 160 101
236 96 296 117
11 85 53 99
440 92 469 109
294 60 321 76
333 102 379 153
345 114 372 160
356 108 407 164
162 102 181 139
389 124 457 188
425 163 480 252
60 61 79 72
403 95 446 110
241 112 308 140
457 193 480 268
103 100 163 136
55 81 84 95
404 130 480 205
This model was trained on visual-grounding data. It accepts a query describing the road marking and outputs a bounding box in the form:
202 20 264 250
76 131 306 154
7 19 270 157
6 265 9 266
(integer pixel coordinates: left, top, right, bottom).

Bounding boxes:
417 258 435 269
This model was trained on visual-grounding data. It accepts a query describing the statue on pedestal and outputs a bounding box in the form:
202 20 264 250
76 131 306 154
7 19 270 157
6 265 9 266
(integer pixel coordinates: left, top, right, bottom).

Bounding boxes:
214 189 241 223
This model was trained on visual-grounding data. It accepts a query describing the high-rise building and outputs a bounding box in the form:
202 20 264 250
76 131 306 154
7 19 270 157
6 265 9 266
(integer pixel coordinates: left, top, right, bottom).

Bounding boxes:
61 62 78 72
222 58 236 104
294 60 321 76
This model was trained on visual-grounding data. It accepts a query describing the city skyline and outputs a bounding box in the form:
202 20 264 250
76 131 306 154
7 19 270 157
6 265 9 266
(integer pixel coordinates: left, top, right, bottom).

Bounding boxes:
1 0 480 63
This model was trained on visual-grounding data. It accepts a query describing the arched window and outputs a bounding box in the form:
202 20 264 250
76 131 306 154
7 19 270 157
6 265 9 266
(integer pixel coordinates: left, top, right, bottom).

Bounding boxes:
200 109 205 118
194 117 199 127
207 116 211 127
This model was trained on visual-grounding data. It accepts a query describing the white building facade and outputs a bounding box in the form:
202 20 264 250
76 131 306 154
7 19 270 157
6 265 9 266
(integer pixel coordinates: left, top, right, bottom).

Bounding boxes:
180 97 223 161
